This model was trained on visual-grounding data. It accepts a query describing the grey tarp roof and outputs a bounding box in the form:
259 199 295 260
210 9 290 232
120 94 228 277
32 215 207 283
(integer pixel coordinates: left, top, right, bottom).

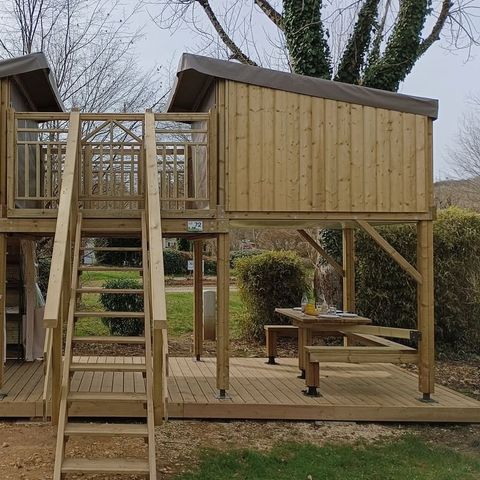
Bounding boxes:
0 52 63 111
167 53 438 119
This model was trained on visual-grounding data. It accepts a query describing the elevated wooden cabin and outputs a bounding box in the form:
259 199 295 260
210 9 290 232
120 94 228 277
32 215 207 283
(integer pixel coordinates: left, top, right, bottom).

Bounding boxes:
0 52 478 479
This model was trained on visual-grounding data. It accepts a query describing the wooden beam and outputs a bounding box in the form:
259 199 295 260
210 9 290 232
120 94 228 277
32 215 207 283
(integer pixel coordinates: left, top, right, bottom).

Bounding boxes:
306 346 418 364
0 234 5 388
298 230 344 277
144 112 168 423
43 110 80 328
417 220 435 397
342 228 355 312
216 233 229 394
356 220 422 284
337 324 420 340
193 240 204 360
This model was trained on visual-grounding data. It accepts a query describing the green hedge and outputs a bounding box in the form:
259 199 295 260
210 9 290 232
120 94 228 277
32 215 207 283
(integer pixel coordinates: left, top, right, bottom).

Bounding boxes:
99 278 144 336
321 207 480 355
230 249 264 268
235 251 309 340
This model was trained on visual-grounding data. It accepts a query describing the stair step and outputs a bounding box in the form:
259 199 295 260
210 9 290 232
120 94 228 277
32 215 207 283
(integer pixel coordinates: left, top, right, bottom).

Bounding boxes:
77 287 144 294
81 247 142 252
62 458 149 474
65 422 148 437
78 266 143 272
70 362 146 372
75 311 144 318
68 392 147 403
72 336 145 344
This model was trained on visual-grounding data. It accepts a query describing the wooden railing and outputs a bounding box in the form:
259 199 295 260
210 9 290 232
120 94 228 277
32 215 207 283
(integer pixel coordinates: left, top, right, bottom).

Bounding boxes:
144 111 169 422
8 111 216 217
42 110 81 421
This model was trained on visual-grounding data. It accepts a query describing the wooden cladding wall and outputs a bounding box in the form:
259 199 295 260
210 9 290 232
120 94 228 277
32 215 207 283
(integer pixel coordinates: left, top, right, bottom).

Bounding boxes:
224 81 433 213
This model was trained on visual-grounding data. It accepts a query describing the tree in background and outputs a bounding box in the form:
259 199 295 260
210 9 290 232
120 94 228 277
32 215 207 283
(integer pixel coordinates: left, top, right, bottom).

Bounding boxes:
151 0 479 92
0 0 165 111
449 95 480 204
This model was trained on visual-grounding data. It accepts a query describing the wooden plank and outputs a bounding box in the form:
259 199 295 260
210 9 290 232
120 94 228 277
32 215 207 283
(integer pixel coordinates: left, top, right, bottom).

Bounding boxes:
193 240 203 360
311 97 325 210
363 106 377 210
356 220 422 284
247 85 263 210
273 90 288 211
342 228 355 312
337 102 351 211
216 233 229 393
325 100 338 211
306 346 418 364
43 110 80 328
299 94 312 210
350 104 364 211
0 234 5 387
417 220 435 396
261 87 275 211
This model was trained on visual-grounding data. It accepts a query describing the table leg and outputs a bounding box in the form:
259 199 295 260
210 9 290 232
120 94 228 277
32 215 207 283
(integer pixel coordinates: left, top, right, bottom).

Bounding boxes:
298 327 312 379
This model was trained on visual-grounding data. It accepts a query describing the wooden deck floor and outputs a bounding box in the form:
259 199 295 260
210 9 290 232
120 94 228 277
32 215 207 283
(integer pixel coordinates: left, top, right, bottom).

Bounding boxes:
1 357 479 422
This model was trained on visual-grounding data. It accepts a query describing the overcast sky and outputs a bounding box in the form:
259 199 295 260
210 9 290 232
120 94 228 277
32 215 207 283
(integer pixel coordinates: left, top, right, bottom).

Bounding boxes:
138 13 480 180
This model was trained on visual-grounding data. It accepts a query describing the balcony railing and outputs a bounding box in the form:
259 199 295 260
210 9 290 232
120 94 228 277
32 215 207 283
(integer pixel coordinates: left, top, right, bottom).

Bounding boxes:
8 111 215 217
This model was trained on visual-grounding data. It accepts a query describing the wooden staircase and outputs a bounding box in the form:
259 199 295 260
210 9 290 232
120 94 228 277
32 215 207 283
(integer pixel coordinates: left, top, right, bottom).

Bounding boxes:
50 213 165 479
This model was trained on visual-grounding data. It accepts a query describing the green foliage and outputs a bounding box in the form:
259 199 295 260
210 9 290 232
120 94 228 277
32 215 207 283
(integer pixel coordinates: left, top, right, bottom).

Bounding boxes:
321 208 480 354
204 257 217 275
94 238 141 266
163 248 190 275
230 249 264 268
173 436 480 480
363 0 429 91
99 278 144 336
177 238 191 252
283 0 332 79
235 251 309 340
335 0 380 84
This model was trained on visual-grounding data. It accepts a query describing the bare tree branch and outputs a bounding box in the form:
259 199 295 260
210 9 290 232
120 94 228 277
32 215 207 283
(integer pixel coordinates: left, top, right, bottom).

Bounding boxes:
254 0 284 31
195 0 257 65
418 0 452 56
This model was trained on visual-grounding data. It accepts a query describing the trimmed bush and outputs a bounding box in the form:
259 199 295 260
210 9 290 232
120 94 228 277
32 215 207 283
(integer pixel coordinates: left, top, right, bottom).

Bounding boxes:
164 248 189 275
230 249 264 268
99 278 144 336
235 251 309 340
321 207 480 355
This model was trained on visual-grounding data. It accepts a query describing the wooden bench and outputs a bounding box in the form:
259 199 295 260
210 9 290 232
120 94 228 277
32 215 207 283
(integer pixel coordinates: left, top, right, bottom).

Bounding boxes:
304 335 418 396
264 324 342 365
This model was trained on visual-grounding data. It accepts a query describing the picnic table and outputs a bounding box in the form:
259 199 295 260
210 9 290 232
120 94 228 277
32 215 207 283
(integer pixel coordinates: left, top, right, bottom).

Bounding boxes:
274 308 372 377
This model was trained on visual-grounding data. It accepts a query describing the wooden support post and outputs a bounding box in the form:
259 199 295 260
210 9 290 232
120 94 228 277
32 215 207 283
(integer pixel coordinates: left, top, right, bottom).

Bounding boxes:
342 228 355 312
0 234 5 388
193 240 204 361
417 220 435 399
216 233 229 396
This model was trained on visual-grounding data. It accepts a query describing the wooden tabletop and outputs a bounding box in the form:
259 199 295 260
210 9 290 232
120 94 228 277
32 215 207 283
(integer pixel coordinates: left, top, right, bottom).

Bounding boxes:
275 308 372 327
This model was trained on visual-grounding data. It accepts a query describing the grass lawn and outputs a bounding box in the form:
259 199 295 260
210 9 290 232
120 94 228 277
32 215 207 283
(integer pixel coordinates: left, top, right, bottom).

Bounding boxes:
173 436 480 480
75 290 245 338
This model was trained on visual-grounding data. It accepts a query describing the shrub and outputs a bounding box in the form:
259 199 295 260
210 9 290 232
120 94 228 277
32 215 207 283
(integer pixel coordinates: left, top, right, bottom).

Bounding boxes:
320 207 480 355
99 278 144 336
235 251 309 340
204 257 217 275
230 249 264 268
163 248 190 275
